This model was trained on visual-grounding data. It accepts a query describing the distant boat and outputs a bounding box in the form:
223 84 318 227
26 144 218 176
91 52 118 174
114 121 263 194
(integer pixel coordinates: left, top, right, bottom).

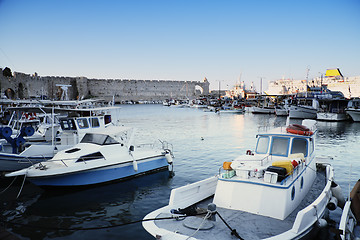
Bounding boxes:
346 98 360 122
6 126 174 187
289 98 318 119
317 98 349 121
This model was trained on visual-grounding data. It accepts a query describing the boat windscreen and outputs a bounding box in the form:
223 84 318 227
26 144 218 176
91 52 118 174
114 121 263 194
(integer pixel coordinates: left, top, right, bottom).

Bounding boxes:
81 133 108 145
256 136 269 154
291 138 308 157
270 137 289 156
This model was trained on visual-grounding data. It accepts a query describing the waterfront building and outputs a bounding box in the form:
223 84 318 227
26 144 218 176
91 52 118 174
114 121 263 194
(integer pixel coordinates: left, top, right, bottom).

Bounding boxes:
266 68 360 98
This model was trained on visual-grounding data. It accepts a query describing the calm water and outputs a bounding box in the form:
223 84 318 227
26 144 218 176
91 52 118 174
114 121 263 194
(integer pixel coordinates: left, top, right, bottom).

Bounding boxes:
1 104 360 240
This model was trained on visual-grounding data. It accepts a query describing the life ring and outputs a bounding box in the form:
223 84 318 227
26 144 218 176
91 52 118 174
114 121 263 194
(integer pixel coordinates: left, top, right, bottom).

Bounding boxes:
286 124 313 136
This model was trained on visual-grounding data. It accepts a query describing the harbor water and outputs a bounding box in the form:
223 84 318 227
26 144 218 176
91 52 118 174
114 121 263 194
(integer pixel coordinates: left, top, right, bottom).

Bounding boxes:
1 104 360 240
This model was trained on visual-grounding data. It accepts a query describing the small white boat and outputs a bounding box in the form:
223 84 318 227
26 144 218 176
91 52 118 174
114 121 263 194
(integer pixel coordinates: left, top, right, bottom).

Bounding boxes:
275 104 289 116
0 105 121 172
289 105 317 119
346 98 360 122
6 126 174 187
250 106 275 114
143 120 340 240
289 98 318 119
317 98 349 121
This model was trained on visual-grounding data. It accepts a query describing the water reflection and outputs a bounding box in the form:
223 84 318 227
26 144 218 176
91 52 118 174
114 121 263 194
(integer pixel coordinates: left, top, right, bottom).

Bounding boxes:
2 171 172 240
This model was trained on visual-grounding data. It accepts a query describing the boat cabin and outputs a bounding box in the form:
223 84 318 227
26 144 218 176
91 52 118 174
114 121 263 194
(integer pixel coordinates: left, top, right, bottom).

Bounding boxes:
214 121 317 220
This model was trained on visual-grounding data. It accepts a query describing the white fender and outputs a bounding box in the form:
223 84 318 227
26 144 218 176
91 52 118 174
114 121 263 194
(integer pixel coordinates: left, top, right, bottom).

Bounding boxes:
316 218 327 228
331 181 345 209
133 159 138 172
327 196 338 211
165 151 173 164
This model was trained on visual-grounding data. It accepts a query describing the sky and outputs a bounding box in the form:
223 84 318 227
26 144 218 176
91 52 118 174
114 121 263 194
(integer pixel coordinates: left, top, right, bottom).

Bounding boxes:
0 0 359 91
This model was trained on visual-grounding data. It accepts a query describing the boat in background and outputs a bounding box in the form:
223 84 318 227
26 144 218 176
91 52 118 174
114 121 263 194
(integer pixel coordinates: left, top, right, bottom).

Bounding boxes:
0 105 121 172
289 98 318 119
249 96 275 114
346 98 360 122
317 98 349 121
143 120 340 239
6 126 174 187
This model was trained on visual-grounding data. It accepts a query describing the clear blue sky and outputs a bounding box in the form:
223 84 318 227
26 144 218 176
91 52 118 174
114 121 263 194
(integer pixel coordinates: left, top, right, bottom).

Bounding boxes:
0 0 359 91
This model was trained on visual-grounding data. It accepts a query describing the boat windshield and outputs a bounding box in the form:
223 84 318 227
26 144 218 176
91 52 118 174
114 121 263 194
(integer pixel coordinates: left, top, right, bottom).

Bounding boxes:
81 133 119 145
255 136 269 154
270 137 289 156
291 138 308 157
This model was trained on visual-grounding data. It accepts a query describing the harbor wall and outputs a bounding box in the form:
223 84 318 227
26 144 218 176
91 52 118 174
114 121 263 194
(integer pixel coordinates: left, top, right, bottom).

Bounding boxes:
0 69 210 101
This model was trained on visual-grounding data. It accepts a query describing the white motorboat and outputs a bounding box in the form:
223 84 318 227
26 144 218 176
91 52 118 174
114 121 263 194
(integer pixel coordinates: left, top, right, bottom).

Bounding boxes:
250 106 275 114
275 106 289 116
289 98 318 119
346 98 360 122
6 126 174 187
316 98 349 121
0 105 121 172
143 120 340 240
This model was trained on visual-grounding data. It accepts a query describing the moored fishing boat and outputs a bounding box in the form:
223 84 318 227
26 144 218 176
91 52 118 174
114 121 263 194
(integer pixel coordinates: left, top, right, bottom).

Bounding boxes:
143 120 340 240
346 98 360 122
6 126 174 186
288 98 318 119
316 97 349 121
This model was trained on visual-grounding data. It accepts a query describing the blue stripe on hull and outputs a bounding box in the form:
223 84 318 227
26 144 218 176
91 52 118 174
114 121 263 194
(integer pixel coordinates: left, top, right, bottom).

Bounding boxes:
29 157 169 186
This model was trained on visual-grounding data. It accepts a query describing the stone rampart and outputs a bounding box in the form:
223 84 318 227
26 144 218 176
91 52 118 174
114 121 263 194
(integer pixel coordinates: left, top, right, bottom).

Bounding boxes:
0 68 209 101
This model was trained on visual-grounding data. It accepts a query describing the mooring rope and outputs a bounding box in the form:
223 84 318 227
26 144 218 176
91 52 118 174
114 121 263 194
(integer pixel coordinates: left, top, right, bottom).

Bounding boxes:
0 176 18 195
16 173 27 199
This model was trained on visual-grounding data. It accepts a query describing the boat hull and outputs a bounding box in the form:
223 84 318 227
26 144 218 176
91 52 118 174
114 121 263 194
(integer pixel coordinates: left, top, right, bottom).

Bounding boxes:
289 106 317 119
0 144 70 172
250 106 275 114
317 112 349 121
27 156 170 186
346 109 360 122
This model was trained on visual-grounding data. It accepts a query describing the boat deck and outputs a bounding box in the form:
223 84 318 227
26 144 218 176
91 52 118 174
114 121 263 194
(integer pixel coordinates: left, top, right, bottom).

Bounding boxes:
153 170 326 240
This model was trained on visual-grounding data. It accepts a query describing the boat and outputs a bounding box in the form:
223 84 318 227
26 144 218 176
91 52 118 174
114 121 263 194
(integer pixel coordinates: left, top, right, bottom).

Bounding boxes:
250 96 275 114
0 105 121 172
346 98 360 122
338 179 360 240
289 98 318 119
317 98 349 121
142 120 341 240
275 105 289 116
6 125 174 186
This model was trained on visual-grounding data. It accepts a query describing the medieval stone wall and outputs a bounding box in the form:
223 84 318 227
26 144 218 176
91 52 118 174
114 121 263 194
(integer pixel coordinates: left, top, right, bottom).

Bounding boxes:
0 68 209 101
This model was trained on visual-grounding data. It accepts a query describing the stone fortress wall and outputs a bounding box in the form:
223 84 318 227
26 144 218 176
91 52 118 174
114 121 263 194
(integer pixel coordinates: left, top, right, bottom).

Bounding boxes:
0 69 210 101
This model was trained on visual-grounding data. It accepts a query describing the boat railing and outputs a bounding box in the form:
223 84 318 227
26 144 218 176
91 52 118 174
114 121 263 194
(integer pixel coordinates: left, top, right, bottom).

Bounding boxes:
279 161 305 185
17 155 50 167
43 155 107 167
237 155 272 166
